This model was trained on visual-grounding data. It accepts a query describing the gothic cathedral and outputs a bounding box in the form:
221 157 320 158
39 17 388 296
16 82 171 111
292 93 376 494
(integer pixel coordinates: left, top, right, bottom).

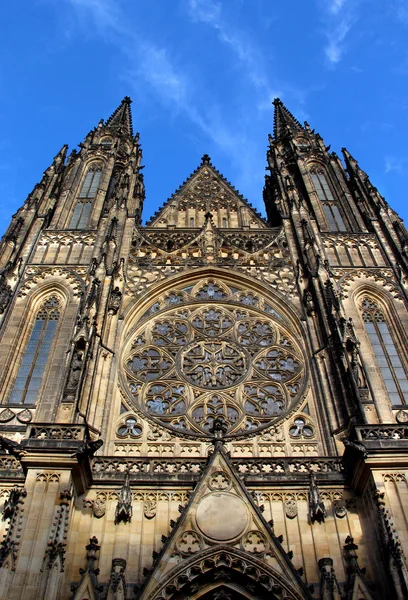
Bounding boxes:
0 97 407 600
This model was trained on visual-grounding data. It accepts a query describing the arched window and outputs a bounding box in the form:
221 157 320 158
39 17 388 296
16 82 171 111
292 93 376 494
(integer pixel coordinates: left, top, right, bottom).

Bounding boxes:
360 297 408 405
79 165 102 198
69 164 102 229
311 171 346 231
8 297 60 404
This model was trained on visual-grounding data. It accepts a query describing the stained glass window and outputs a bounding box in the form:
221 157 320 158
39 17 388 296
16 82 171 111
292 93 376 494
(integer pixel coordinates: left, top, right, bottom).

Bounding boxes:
69 201 92 229
311 172 346 231
69 165 102 229
79 166 102 198
361 298 408 405
9 297 60 404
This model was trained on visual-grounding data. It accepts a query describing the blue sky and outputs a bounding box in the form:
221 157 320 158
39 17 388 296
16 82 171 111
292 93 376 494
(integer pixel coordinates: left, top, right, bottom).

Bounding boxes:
1 0 408 233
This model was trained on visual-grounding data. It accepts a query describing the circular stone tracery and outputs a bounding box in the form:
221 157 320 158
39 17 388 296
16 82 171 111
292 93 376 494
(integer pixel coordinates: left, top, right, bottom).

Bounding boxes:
180 340 248 389
122 289 306 438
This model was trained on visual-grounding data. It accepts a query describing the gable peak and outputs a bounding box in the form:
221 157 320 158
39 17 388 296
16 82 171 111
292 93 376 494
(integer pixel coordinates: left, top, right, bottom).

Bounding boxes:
137 442 312 600
146 156 267 228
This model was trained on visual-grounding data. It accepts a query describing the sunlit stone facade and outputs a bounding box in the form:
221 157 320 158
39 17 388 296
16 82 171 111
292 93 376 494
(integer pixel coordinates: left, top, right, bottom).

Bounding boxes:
0 97 407 599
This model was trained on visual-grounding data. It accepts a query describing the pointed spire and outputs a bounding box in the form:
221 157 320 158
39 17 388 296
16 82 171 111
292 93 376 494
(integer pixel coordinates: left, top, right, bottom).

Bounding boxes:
106 96 134 137
273 98 303 140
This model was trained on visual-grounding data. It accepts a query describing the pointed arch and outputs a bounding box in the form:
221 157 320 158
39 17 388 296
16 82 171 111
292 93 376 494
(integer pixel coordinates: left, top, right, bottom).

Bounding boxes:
141 547 307 600
309 165 346 232
8 295 61 404
358 295 408 406
0 282 74 407
69 162 103 229
122 266 304 338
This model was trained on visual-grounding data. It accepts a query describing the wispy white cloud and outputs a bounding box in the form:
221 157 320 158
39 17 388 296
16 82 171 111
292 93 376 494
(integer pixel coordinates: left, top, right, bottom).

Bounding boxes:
325 19 351 64
185 0 279 100
395 0 408 24
329 0 346 15
62 0 261 195
385 155 407 174
66 0 122 33
317 0 353 65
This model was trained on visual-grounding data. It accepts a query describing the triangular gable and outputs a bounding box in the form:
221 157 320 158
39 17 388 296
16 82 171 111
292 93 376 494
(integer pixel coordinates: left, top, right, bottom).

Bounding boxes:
146 155 268 230
138 442 312 600
71 572 99 600
347 572 376 600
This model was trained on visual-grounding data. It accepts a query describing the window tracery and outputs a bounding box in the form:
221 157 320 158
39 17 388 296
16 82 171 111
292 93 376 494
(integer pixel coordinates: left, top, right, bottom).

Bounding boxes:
69 164 102 229
360 297 408 405
8 296 61 405
289 416 315 438
122 281 306 437
116 417 143 438
310 170 346 232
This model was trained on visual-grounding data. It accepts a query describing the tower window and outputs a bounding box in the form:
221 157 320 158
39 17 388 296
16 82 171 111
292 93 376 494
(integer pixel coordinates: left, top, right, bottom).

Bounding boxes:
190 217 194 227
311 172 334 201
222 218 227 228
361 297 408 406
312 172 346 231
322 204 346 232
79 165 102 199
69 201 92 229
68 164 102 229
8 297 60 405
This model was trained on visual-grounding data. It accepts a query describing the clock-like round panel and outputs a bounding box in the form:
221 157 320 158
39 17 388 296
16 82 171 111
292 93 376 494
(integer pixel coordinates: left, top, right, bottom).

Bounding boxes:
195 493 249 541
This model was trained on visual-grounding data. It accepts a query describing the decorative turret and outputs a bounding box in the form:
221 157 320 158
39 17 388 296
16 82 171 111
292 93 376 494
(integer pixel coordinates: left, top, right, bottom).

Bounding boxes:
105 96 134 138
272 98 303 140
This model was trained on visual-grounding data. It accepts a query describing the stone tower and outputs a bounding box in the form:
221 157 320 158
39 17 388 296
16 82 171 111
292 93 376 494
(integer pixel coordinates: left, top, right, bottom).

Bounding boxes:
0 97 407 599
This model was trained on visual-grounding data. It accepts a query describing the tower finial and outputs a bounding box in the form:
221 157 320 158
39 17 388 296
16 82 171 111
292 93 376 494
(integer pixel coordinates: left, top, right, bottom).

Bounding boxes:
272 98 303 140
106 97 134 136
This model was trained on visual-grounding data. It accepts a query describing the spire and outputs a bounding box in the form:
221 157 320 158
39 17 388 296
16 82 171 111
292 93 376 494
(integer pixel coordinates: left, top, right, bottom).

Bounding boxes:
273 98 303 140
105 96 134 137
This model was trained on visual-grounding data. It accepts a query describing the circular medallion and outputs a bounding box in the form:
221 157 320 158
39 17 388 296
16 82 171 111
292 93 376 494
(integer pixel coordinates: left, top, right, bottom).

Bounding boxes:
179 340 248 389
195 492 249 541
396 410 408 424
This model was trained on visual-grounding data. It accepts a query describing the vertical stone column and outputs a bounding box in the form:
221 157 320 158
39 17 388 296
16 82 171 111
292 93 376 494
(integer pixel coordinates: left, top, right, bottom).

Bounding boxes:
8 468 72 600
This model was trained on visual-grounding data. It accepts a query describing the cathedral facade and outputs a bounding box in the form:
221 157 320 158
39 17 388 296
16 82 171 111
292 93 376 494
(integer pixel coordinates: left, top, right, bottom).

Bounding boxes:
0 97 407 599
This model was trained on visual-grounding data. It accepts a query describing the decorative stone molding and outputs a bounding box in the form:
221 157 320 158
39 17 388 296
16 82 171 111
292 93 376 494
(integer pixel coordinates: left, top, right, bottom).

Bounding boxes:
35 472 61 483
143 499 157 519
37 231 96 247
41 489 72 574
0 486 27 570
115 472 132 524
18 266 86 297
333 267 402 300
91 456 344 482
28 424 85 440
175 531 202 555
284 499 298 519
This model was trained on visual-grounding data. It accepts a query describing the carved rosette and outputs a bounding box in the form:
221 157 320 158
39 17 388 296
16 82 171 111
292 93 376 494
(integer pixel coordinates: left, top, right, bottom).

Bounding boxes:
175 531 202 555
121 279 307 438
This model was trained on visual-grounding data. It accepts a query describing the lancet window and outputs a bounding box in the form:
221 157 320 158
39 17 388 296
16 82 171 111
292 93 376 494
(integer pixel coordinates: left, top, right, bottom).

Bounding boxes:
361 297 408 405
69 164 102 229
311 171 346 231
8 297 60 404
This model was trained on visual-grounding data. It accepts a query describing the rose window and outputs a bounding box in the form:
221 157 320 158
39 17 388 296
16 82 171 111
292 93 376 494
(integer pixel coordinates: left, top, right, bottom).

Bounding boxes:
122 282 306 438
180 340 247 389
